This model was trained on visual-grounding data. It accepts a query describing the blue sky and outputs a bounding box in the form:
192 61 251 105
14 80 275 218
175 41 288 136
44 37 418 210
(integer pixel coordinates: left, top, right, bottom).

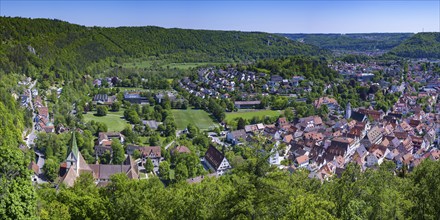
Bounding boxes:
1 1 439 33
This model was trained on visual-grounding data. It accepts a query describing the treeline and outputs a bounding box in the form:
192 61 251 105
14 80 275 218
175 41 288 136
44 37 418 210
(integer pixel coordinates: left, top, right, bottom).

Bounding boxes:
389 32 440 58
35 154 440 220
281 33 413 51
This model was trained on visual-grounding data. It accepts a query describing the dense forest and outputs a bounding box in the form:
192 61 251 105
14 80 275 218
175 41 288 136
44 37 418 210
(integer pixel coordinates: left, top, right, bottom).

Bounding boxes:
280 33 413 51
0 74 36 219
388 32 440 58
0 16 328 76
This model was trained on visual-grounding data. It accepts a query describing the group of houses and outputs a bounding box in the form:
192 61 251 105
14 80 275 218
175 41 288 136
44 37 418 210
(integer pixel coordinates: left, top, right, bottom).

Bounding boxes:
34 96 55 133
179 67 307 104
49 129 233 187
224 97 439 181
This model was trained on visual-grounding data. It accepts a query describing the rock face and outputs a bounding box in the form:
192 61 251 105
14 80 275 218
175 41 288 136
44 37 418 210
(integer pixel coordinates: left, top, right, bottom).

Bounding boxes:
27 45 36 55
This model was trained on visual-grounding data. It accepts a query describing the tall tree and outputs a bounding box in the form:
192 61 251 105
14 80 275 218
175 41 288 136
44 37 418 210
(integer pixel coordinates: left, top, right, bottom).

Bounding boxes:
145 158 154 173
43 158 59 182
159 161 171 181
111 139 125 164
0 145 37 219
175 163 188 181
96 105 108 116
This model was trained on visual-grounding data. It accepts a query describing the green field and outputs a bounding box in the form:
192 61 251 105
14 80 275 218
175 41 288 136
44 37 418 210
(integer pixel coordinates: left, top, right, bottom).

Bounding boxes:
83 111 129 132
122 60 227 70
122 60 154 69
171 109 217 130
165 62 226 70
225 110 282 122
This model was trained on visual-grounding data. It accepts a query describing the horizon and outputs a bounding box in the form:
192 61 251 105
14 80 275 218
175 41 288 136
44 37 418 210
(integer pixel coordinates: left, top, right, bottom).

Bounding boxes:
1 1 439 33
0 15 424 34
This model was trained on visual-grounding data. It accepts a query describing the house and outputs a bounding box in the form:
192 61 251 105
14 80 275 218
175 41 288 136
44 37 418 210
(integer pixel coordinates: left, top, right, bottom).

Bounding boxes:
204 146 231 176
94 141 112 157
29 161 40 183
93 79 102 87
350 111 367 122
234 101 261 109
126 145 161 159
60 132 138 187
123 92 148 104
298 116 323 129
327 137 358 159
37 107 49 119
143 120 161 130
366 126 384 145
358 108 383 121
366 145 389 167
171 146 191 155
92 94 117 105
95 132 125 156
155 92 179 103
277 117 288 127
98 132 125 145
314 97 339 109
352 145 369 168
268 147 281 166
357 73 375 82
295 155 310 168
244 124 259 133
226 129 247 145
283 134 294 144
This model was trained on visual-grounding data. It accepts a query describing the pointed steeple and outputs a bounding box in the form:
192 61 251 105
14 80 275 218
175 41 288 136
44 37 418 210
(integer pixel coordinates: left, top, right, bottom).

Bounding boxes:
71 131 79 159
345 102 352 120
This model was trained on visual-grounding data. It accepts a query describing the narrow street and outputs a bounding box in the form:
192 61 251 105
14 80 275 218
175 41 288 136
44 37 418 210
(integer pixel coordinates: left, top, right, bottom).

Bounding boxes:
25 80 37 147
164 140 175 150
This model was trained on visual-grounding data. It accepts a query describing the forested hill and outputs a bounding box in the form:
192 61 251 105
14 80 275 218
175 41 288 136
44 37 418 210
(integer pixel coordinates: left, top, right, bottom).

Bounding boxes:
280 33 413 51
388 32 440 58
0 17 328 74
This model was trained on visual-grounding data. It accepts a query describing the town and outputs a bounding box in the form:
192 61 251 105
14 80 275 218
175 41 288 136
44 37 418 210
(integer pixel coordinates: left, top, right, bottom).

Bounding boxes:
15 57 440 186
2 7 440 219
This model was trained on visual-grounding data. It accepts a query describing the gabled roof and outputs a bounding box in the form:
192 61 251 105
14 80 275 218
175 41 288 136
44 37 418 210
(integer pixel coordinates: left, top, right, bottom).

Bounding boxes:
350 111 366 122
172 146 191 154
204 146 226 171
61 166 78 187
28 161 39 175
142 146 161 157
89 164 133 180
295 155 309 165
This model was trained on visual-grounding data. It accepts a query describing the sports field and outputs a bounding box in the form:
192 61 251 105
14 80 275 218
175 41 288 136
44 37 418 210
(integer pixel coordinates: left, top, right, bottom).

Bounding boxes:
171 109 217 130
225 109 282 122
83 111 129 132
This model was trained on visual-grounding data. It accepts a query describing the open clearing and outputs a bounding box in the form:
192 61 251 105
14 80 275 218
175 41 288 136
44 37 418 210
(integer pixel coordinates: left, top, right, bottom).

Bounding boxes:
83 111 129 132
225 109 282 122
171 109 217 130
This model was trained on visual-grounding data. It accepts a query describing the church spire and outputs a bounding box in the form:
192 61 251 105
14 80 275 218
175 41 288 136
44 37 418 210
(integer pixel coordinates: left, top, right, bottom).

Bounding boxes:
71 131 79 158
345 102 352 120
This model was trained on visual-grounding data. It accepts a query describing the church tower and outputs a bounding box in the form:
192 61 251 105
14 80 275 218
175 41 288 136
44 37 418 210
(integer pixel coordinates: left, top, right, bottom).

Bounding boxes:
66 131 79 170
345 102 352 119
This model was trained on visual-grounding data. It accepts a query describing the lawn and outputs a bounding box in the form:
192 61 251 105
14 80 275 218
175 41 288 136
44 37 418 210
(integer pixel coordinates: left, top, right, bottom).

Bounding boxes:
171 109 217 130
225 109 282 122
83 111 129 132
